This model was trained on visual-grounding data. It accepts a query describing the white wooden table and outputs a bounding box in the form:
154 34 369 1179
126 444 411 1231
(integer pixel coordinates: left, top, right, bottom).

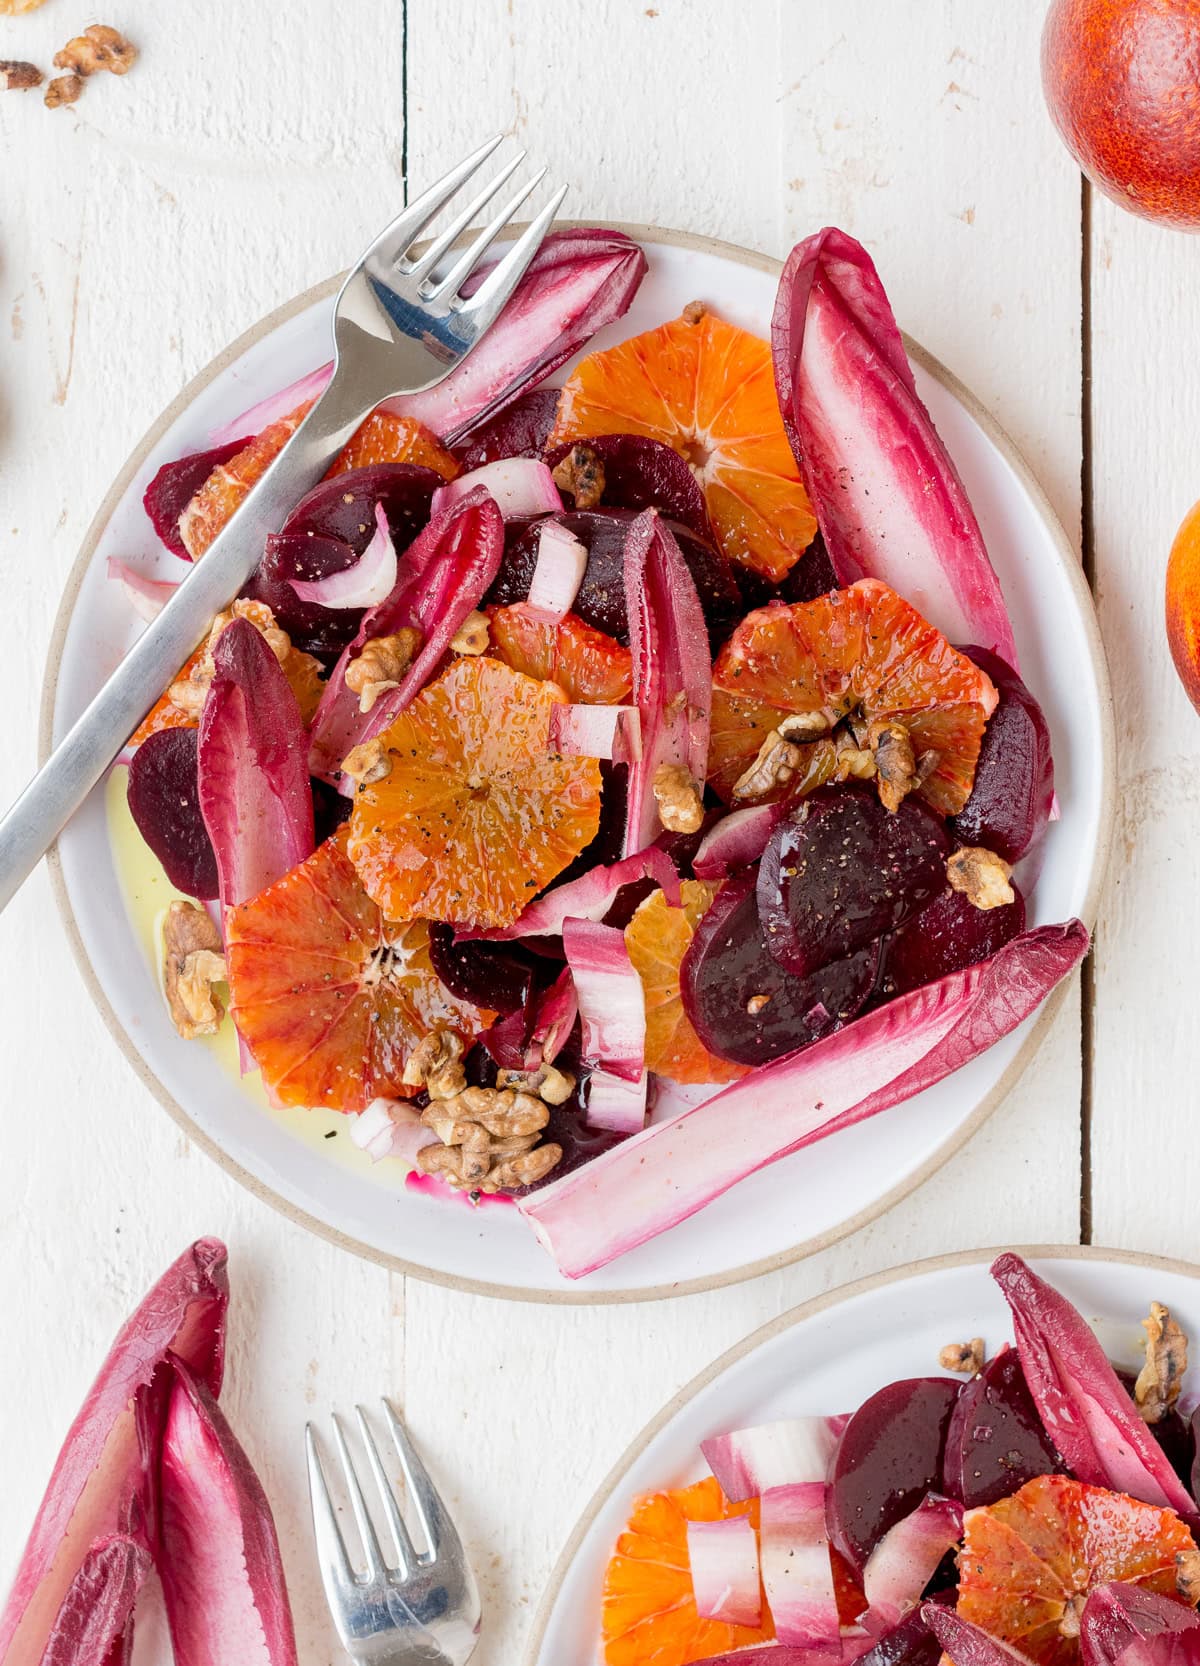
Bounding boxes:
0 2 1181 1660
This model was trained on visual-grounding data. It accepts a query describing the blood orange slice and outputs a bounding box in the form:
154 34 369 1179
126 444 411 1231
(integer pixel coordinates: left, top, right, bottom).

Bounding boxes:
708 578 998 812
550 305 817 582
487 605 633 704
957 1474 1199 1666
347 656 602 929
326 410 459 480
178 403 314 559
225 831 493 1111
624 882 749 1085
602 1476 775 1666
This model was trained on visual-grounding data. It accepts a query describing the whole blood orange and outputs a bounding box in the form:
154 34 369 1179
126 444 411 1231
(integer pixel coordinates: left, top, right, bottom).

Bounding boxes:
1166 498 1200 713
225 831 493 1111
550 306 818 582
326 410 459 479
624 882 749 1085
957 1473 1199 1666
1043 0 1200 230
347 656 602 929
487 605 633 704
602 1476 775 1666
707 579 998 812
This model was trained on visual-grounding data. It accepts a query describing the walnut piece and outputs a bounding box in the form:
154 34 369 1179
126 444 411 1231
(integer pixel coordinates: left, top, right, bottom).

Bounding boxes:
682 299 707 325
552 443 605 510
653 763 704 833
1135 1300 1188 1425
450 610 489 656
745 993 771 1016
44 74 83 108
345 628 421 714
939 1338 985 1375
833 730 876 781
731 732 803 803
417 1085 562 1193
342 738 392 787
1177 1546 1200 1605
947 846 1015 911
55 24 137 76
869 719 920 813
496 1061 577 1105
162 901 226 1040
165 598 297 716
402 1028 467 1100
1 60 43 90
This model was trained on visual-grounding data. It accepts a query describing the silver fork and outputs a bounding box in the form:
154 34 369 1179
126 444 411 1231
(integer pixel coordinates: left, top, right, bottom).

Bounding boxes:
0 137 567 913
307 1400 482 1666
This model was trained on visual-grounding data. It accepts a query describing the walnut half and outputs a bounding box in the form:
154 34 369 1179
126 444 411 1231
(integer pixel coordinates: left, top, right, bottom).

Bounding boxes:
345 628 422 713
162 902 227 1040
1135 1300 1188 1425
54 25 137 76
939 1337 985 1375
947 846 1015 911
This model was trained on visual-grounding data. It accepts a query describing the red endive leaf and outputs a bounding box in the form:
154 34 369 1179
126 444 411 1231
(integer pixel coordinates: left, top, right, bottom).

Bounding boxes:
0 1239 228 1666
923 1603 1036 1666
158 1359 297 1666
197 619 315 907
39 1536 152 1666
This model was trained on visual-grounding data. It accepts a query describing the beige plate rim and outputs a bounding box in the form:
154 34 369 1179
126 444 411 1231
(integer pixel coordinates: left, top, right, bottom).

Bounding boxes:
39 223 1117 1306
522 1242 1200 1664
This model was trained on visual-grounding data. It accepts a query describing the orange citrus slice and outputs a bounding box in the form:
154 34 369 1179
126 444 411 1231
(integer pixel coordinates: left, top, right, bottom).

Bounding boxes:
625 882 749 1085
487 606 633 704
707 578 998 813
178 403 314 559
225 831 493 1112
550 306 817 582
957 1474 1199 1666
326 409 459 479
602 1476 775 1666
347 656 602 929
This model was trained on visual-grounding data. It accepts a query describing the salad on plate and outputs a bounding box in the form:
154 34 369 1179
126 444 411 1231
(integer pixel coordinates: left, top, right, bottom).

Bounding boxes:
111 223 1086 1278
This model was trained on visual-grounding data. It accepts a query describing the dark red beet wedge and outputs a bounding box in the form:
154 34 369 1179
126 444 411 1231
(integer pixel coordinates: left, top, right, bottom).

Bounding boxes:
278 463 442 549
311 777 352 844
941 1345 1065 1507
451 387 560 469
427 924 540 1018
951 647 1054 864
856 1596 954 1666
126 729 219 900
758 785 949 979
244 532 363 660
738 530 840 613
880 884 1026 1001
143 438 251 558
680 866 880 1066
545 433 711 536
828 1377 961 1572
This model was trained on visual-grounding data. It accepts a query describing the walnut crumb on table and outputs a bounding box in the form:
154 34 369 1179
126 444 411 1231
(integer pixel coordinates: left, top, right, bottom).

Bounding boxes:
162 902 227 1041
0 61 43 91
54 25 137 77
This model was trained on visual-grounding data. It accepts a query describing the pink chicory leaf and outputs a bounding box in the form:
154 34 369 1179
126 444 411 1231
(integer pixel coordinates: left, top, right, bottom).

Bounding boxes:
923 1603 1042 1666
677 1651 815 1666
209 364 332 447
519 921 1088 1278
106 559 179 623
771 227 1017 666
990 1253 1196 1515
529 967 578 1067
431 457 562 521
622 510 712 856
760 1483 840 1660
686 1515 762 1627
39 1535 152 1666
158 1358 297 1666
197 619 315 908
583 1068 648 1135
307 490 504 782
0 1240 228 1666
549 703 640 762
288 503 396 609
462 846 680 942
701 1416 847 1505
860 1496 963 1635
527 519 588 620
693 802 785 880
349 1100 437 1167
563 918 646 1087
1082 1584 1200 1666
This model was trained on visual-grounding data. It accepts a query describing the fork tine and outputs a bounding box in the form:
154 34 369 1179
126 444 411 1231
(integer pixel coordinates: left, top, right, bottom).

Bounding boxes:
355 1405 418 1576
406 150 528 283
331 1413 388 1578
432 167 549 300
456 183 570 328
305 1424 357 1593
373 134 504 267
381 1398 461 1559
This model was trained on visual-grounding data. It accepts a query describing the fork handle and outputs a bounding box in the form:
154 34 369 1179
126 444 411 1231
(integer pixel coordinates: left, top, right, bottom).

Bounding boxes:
0 372 368 914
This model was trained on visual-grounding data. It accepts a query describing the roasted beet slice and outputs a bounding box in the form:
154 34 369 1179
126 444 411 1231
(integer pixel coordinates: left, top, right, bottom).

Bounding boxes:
143 438 251 558
427 925 540 1017
880 884 1026 1000
127 729 219 900
243 533 363 660
451 387 560 469
951 648 1054 863
680 866 880 1066
278 463 442 549
738 531 840 613
758 785 949 979
828 1377 961 1573
856 1596 954 1666
544 433 711 536
942 1345 1065 1507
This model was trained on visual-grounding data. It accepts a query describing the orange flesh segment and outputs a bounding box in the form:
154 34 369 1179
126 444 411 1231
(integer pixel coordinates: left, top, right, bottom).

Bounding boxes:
178 402 314 559
707 577 998 812
624 881 749 1085
347 656 602 930
225 831 492 1112
326 409 459 480
550 308 817 582
487 606 633 704
130 628 324 747
957 1474 1199 1666
602 1476 775 1666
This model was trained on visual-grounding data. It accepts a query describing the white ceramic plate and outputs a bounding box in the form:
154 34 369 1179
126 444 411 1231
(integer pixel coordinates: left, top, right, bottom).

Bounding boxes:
43 226 1114 1302
527 1246 1200 1665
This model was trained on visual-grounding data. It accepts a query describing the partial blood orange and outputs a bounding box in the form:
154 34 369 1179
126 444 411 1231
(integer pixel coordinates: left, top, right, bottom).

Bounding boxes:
602 1476 775 1666
707 578 998 812
957 1474 1199 1666
225 831 493 1112
550 306 817 582
625 882 749 1085
178 403 314 559
347 656 602 929
487 605 633 704
326 409 459 480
